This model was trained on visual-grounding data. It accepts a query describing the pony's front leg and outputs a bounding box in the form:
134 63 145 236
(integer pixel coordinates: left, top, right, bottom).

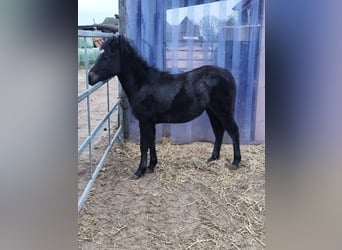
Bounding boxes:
147 125 157 173
134 121 154 179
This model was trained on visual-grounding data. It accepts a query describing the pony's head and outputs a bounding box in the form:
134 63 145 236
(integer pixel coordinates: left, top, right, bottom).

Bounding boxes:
88 35 122 85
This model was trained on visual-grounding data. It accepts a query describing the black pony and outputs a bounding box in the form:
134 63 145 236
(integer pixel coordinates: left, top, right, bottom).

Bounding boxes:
88 35 241 178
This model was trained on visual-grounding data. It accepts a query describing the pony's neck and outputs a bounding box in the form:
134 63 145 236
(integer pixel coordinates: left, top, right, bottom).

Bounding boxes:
117 71 138 99
117 44 160 99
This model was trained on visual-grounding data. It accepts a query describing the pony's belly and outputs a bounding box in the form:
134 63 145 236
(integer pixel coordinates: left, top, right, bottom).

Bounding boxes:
156 109 204 124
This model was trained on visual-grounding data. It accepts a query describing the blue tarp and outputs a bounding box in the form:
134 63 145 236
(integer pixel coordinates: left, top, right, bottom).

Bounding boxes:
124 0 263 144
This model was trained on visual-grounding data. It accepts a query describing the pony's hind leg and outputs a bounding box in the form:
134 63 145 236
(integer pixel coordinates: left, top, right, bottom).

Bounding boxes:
206 109 224 162
222 115 241 169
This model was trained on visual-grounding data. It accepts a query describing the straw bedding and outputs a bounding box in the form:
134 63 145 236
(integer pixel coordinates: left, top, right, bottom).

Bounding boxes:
78 138 265 249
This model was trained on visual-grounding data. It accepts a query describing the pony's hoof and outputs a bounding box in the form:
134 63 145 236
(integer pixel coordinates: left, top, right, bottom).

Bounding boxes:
133 170 144 179
132 174 140 180
146 167 154 173
229 162 239 170
207 156 219 163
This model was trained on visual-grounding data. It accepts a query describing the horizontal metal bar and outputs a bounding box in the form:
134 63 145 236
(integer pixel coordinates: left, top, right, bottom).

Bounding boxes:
78 30 116 38
78 24 118 33
78 80 107 103
78 124 123 212
78 99 121 157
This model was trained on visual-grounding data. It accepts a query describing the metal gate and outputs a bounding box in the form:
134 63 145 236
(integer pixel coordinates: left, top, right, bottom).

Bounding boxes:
78 30 124 211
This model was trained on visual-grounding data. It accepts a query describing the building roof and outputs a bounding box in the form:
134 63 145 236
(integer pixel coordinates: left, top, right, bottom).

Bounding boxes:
232 0 253 11
166 16 201 41
101 17 119 27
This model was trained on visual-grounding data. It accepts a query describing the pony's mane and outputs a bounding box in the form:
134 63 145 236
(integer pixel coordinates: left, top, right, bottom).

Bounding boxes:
103 35 169 83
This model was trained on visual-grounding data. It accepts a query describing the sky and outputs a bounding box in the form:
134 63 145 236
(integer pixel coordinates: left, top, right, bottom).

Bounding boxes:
78 0 119 25
167 0 239 25
78 0 238 25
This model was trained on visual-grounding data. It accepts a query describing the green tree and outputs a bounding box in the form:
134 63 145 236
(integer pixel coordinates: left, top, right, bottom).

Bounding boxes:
199 15 219 42
226 15 236 26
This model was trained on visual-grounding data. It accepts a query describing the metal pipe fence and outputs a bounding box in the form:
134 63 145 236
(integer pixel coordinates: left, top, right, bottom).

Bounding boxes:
78 30 123 212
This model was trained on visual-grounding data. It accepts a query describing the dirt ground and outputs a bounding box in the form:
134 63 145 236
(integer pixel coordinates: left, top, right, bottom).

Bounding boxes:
78 69 265 250
78 141 265 250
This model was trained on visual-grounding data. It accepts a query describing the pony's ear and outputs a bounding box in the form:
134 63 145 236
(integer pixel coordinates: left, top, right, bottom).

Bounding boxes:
107 36 119 53
119 35 124 44
118 35 128 55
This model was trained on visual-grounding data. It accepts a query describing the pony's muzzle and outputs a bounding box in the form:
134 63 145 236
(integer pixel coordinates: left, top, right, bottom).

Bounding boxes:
88 71 99 86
